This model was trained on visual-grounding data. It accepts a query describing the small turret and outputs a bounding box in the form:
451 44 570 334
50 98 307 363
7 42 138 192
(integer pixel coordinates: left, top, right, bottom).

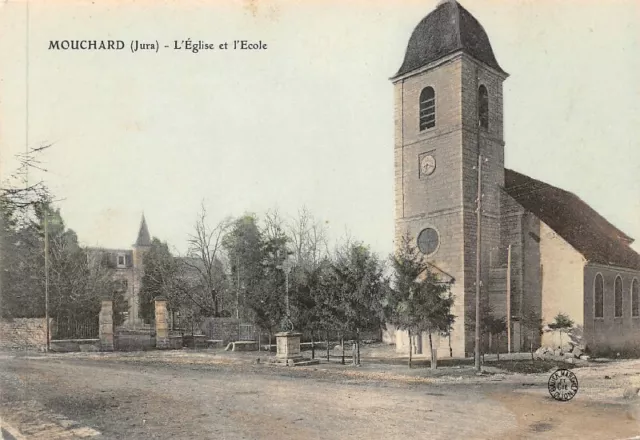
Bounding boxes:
134 214 151 247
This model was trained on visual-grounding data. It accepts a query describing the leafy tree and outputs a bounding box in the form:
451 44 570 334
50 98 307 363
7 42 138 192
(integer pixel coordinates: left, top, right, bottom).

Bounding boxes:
139 238 181 323
249 210 289 343
521 309 543 360
484 312 507 361
250 274 286 347
325 240 388 364
291 262 330 330
387 234 454 368
0 208 45 318
334 242 387 330
548 312 574 350
1 198 120 329
222 214 265 320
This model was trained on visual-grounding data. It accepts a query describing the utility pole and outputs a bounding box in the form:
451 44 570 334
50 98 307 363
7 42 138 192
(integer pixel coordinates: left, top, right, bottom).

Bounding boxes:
44 207 50 353
277 259 294 315
236 253 240 320
284 267 290 316
474 154 483 372
506 244 512 354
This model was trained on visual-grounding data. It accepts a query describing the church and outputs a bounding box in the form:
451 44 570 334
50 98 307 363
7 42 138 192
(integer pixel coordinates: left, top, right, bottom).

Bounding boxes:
392 0 640 357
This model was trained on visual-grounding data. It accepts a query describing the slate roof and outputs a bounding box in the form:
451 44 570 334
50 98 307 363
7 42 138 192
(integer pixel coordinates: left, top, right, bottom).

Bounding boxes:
135 215 152 247
394 0 506 79
86 248 134 268
504 168 640 271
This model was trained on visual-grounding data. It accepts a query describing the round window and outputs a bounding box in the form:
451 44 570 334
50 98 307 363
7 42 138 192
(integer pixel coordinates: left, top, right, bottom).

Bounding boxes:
417 228 439 255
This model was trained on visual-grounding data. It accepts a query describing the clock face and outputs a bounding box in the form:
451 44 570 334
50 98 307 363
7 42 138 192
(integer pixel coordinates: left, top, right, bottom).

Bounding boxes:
420 155 436 177
417 228 439 255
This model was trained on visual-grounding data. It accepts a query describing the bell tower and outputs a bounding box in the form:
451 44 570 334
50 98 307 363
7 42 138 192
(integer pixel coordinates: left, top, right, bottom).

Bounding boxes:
392 0 508 356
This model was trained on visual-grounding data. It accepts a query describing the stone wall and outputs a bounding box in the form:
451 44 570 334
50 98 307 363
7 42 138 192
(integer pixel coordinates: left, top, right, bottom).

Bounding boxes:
583 263 640 353
539 222 585 326
0 318 51 351
114 329 155 351
50 339 100 353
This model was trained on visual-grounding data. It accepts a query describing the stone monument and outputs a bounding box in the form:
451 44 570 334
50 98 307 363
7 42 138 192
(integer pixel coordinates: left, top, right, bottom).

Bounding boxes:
275 331 303 365
271 326 318 366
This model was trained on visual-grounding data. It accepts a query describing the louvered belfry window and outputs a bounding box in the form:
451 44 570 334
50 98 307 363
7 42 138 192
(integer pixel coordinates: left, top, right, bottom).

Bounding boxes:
419 87 436 131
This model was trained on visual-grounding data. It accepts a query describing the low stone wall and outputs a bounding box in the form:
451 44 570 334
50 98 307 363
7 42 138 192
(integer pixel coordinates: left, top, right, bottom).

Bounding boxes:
0 318 51 351
168 335 183 350
115 330 155 351
182 335 206 349
50 339 100 353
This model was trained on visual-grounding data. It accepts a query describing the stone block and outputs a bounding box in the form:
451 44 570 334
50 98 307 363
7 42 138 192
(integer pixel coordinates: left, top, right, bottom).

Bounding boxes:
276 332 302 360
623 387 640 400
572 348 583 358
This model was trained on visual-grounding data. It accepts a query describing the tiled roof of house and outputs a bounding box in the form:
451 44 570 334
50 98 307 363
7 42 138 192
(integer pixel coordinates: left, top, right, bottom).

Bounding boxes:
504 168 640 271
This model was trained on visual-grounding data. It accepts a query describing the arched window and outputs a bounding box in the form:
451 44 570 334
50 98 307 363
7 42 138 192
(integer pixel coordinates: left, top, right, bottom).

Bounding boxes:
594 274 604 318
614 276 623 318
478 85 489 130
419 87 436 131
631 278 639 317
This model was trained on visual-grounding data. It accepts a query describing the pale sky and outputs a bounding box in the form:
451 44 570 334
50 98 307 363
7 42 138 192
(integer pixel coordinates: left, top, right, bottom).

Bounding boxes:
1 0 639 257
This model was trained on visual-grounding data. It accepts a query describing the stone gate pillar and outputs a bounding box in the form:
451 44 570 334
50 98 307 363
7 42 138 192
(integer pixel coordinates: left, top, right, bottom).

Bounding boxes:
99 300 114 351
155 297 169 349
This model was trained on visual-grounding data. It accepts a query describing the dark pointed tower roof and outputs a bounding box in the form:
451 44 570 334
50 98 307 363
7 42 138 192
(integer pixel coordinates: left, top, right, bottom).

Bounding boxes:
394 0 507 79
135 214 151 247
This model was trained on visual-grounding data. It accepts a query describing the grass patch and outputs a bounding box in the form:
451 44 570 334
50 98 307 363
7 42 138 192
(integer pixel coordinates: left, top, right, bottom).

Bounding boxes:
491 359 580 374
366 357 475 368
369 357 581 374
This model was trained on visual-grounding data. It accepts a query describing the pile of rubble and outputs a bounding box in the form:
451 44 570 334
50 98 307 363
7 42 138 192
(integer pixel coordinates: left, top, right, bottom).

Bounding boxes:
534 341 589 363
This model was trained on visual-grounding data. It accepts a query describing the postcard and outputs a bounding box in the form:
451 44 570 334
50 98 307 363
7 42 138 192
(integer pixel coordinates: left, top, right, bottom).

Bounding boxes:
1 1 639 439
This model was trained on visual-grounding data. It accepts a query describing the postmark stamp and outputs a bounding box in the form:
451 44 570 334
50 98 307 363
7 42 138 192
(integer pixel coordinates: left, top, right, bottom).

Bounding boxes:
548 369 579 401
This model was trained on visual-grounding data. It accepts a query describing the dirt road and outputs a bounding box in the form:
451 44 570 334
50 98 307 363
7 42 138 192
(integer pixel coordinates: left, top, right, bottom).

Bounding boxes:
0 353 638 439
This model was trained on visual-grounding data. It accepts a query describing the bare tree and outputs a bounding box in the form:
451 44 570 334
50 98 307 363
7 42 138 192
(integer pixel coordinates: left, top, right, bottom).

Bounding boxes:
182 201 232 317
1 144 53 217
287 206 329 270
